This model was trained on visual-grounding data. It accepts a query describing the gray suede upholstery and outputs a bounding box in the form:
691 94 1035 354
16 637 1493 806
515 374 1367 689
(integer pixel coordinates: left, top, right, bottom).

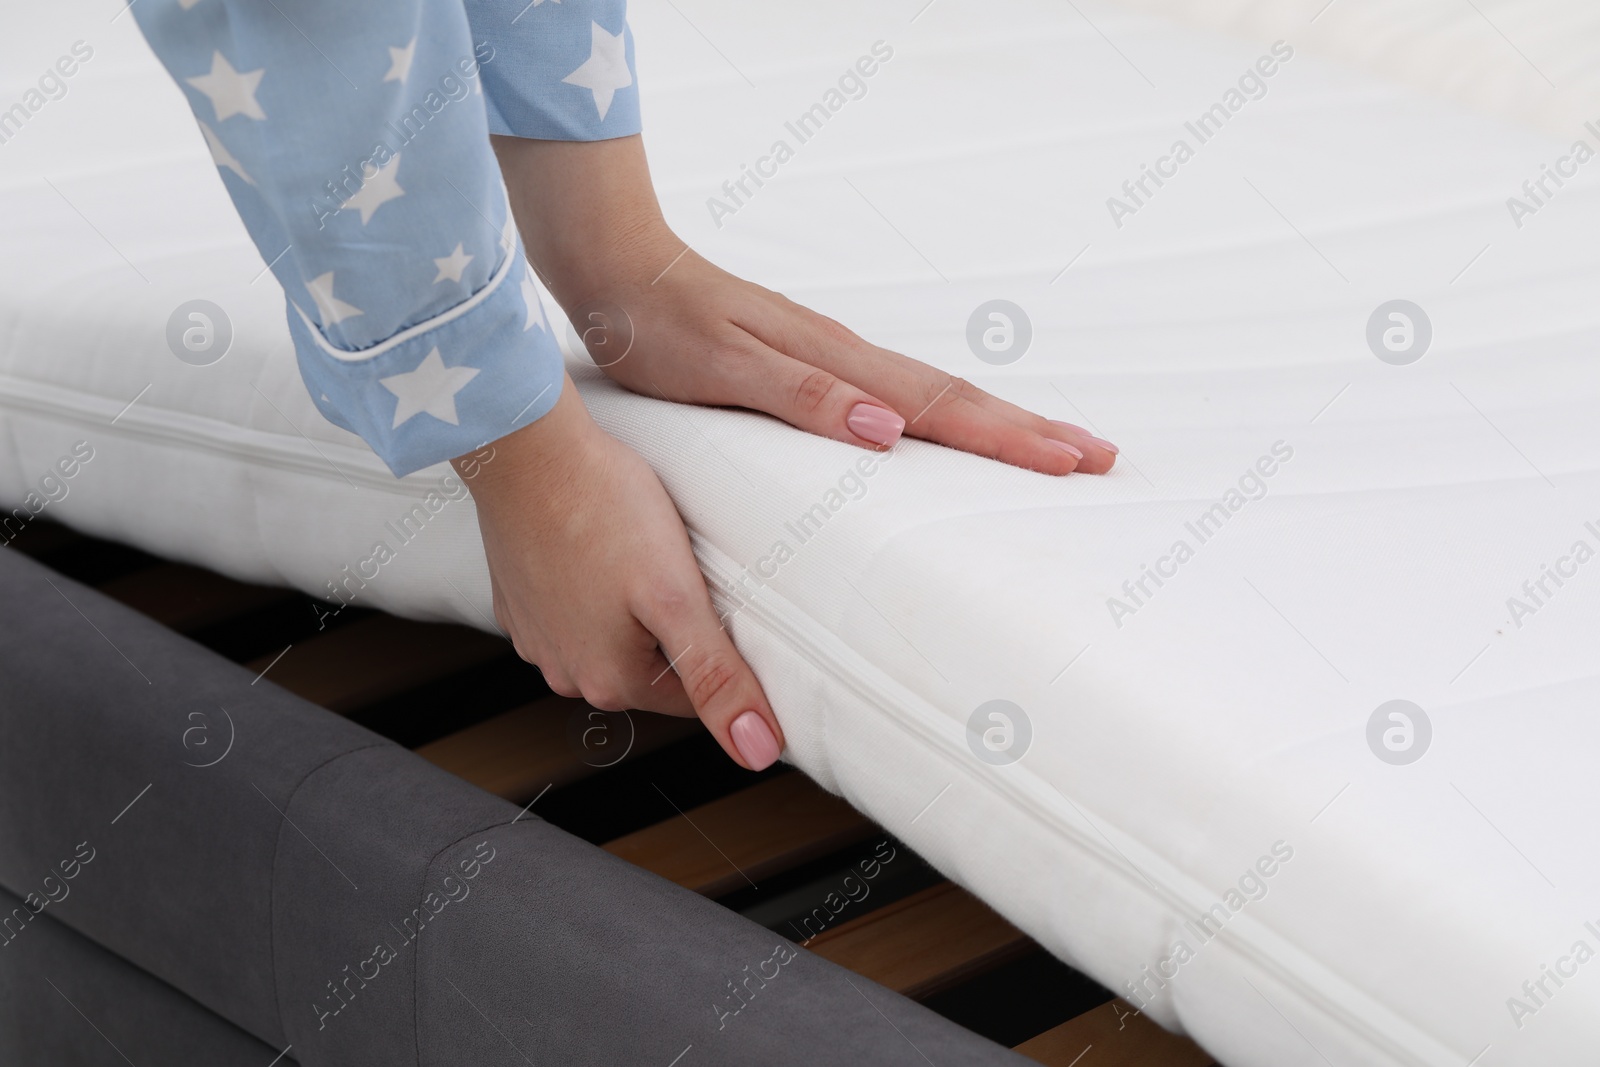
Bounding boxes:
0 547 1028 1065
0 888 291 1066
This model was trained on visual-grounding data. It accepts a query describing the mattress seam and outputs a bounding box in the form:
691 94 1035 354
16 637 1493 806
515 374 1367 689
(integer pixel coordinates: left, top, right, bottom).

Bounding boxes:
693 536 1463 1066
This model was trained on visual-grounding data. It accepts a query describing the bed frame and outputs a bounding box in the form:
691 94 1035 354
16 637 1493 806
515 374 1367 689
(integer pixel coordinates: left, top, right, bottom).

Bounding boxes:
13 519 1215 1066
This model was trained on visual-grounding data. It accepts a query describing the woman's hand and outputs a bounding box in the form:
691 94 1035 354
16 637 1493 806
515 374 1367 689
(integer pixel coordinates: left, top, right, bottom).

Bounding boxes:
494 135 1119 476
454 374 784 771
466 135 1117 771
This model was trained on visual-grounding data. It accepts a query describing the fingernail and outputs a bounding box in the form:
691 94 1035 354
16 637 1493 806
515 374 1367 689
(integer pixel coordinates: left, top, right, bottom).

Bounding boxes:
846 403 905 447
1047 439 1083 459
1050 420 1091 436
730 711 781 770
1050 420 1119 454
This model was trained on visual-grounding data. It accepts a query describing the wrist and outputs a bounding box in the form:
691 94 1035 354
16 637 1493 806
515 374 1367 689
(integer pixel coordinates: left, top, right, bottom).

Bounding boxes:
492 134 679 309
453 373 598 510
544 210 679 311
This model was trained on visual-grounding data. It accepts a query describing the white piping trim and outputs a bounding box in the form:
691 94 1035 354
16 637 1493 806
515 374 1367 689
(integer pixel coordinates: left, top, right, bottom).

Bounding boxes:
292 242 519 364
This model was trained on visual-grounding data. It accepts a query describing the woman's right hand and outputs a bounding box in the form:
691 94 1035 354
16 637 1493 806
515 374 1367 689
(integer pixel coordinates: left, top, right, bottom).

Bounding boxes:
453 374 785 771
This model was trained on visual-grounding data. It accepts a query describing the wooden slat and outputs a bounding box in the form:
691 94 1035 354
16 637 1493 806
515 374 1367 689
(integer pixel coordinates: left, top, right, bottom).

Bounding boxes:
38 545 1220 1059
97 562 294 631
244 614 505 712
416 696 701 801
1014 999 1215 1067
603 773 875 897
804 881 1032 999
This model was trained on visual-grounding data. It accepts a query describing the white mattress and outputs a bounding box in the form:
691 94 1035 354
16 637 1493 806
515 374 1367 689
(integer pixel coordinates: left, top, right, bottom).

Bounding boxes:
6 2 1600 1064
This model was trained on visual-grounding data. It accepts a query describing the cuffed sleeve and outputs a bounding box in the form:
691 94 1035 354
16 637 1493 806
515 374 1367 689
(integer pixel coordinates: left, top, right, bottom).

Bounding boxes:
291 248 562 474
464 0 642 141
133 0 564 476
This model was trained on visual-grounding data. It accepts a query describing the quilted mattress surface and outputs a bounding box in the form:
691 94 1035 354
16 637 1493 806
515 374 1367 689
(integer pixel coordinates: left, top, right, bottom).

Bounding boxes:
5 1 1600 1064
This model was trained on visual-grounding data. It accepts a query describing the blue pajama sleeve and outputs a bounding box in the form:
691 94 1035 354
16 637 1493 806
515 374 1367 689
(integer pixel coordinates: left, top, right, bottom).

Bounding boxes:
465 0 641 140
132 0 640 477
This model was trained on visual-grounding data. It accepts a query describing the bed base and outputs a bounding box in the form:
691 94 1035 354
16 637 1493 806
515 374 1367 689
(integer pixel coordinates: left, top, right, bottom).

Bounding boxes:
17 521 1215 1066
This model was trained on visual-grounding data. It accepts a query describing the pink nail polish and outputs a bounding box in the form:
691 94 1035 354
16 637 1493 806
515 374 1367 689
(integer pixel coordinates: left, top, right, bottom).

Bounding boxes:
1047 439 1083 459
846 403 905 447
1049 419 1119 454
730 711 781 770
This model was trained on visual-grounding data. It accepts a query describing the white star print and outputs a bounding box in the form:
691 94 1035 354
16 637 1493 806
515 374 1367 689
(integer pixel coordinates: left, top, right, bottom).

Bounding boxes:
498 223 511 254
498 196 518 256
562 22 632 121
521 270 548 332
185 51 266 122
380 348 480 428
341 153 405 225
304 272 363 325
197 121 253 185
178 0 207 8
384 39 416 84
433 243 474 284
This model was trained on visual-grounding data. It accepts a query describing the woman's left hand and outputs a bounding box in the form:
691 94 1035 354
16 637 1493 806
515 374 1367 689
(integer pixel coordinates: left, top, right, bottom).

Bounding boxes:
496 134 1118 477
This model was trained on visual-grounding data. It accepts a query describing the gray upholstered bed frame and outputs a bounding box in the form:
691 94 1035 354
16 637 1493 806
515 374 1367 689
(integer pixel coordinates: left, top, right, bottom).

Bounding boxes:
0 547 1025 1064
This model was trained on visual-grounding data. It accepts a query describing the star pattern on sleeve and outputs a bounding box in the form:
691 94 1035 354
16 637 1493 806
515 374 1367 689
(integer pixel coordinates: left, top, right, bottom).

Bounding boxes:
384 38 416 84
562 23 632 121
342 153 405 225
305 272 363 325
521 270 548 332
185 51 266 121
197 121 253 185
134 0 637 476
433 242 474 284
380 348 480 428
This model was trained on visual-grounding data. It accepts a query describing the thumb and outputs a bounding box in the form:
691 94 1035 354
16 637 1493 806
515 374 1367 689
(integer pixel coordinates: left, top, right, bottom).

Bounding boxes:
636 591 785 771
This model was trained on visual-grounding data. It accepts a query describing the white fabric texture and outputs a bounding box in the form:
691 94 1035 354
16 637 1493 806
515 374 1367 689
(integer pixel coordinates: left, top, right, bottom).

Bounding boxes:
1116 0 1600 137
5 2 1600 1064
